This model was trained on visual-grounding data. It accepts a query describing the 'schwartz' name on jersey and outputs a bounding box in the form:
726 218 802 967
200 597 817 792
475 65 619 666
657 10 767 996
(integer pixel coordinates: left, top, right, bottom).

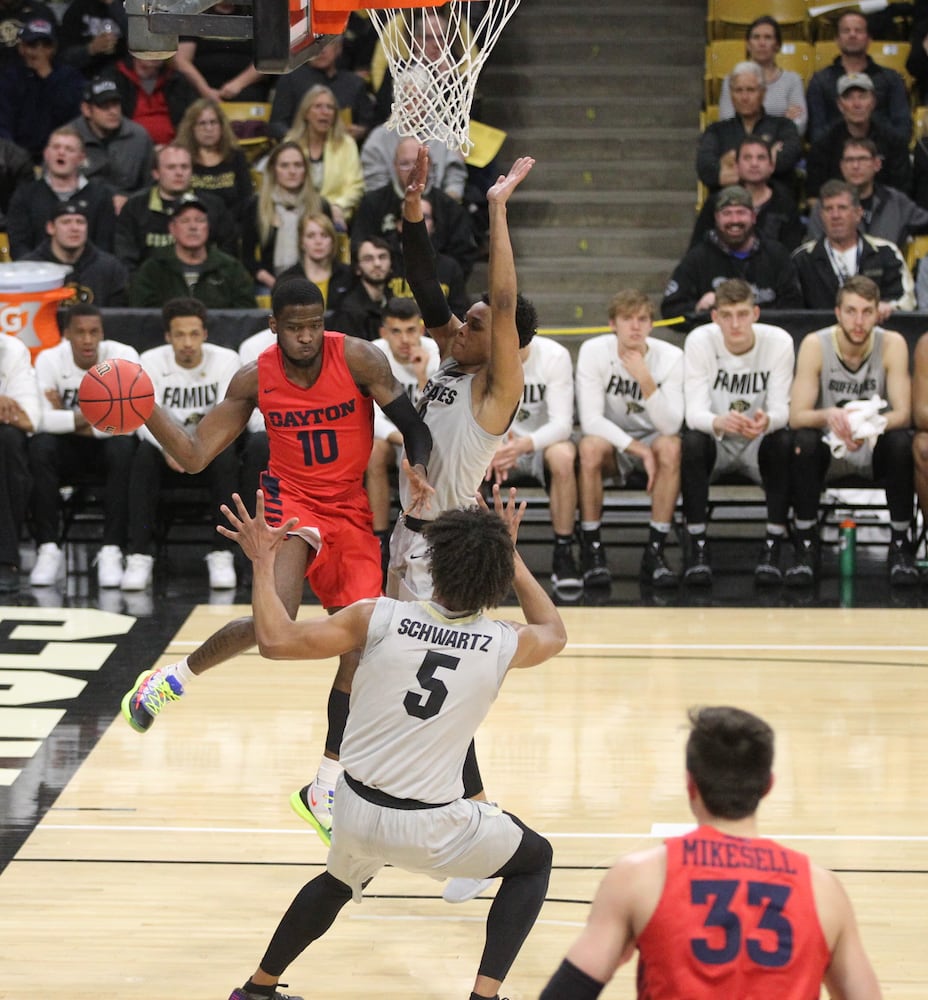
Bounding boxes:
713 370 769 394
161 384 219 408
682 835 798 874
397 617 494 651
266 399 357 427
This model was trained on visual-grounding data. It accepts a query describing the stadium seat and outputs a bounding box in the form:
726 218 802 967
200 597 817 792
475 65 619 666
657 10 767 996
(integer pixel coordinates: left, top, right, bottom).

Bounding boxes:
711 0 810 42
904 233 928 274
814 39 912 89
219 101 273 162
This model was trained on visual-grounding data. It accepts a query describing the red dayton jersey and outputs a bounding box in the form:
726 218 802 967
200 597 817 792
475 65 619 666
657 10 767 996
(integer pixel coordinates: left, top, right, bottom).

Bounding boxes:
258 332 374 503
636 824 830 1000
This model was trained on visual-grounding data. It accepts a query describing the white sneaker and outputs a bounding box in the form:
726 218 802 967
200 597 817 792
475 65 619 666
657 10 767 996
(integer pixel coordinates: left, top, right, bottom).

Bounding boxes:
289 781 334 847
206 550 236 589
95 545 124 588
120 553 154 591
29 543 63 586
442 877 498 904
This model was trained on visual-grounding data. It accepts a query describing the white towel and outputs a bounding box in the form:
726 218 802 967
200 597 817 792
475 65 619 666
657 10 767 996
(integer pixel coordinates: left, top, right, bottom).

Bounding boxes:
824 394 888 458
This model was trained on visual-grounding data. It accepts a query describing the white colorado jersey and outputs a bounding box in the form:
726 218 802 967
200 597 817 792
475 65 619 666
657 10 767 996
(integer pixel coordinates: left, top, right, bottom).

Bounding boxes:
339 597 518 803
34 339 140 435
0 335 40 429
138 342 240 450
399 358 505 517
815 326 887 409
575 334 683 451
684 322 795 436
371 336 441 441
512 336 574 450
238 327 275 433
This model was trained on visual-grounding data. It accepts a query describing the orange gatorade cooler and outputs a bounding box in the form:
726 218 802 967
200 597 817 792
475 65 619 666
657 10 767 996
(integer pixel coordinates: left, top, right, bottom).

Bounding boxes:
0 261 73 360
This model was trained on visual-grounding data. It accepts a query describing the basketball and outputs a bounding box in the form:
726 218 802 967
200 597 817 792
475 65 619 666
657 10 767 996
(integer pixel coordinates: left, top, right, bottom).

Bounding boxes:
78 358 155 435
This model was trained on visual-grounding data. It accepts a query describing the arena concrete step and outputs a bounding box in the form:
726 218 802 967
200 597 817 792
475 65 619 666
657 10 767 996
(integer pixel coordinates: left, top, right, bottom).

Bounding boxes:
510 226 693 259
482 64 703 101
481 95 698 130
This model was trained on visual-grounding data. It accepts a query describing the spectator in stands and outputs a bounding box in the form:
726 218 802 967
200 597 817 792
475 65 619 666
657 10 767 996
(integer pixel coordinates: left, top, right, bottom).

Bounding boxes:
58 0 126 80
661 184 802 324
28 302 138 588
174 98 253 221
6 125 116 256
718 15 808 136
353 135 477 279
0 0 58 73
284 84 364 232
366 298 440 577
21 198 127 305
0 332 40 594
807 9 911 143
128 193 255 308
680 279 794 587
806 73 912 201
389 197 469 319
0 137 33 233
276 210 353 311
109 53 195 146
906 9 928 104
909 116 928 210
115 142 238 273
241 140 329 293
576 289 683 590
269 37 375 146
121 297 241 592
72 76 154 206
690 136 804 251
808 137 928 248
173 2 268 103
696 61 801 193
793 180 915 318
328 235 392 341
787 274 917 587
0 18 84 163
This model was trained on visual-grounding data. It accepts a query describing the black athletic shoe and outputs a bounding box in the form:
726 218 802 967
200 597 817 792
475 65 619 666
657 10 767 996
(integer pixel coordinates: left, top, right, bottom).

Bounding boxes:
551 544 582 589
754 537 783 585
888 537 919 587
683 536 712 586
580 539 611 587
784 535 819 587
640 543 679 589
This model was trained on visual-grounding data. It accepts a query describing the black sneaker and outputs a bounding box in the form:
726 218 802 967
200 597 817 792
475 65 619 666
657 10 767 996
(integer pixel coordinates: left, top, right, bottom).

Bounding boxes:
228 984 303 1000
683 535 712 586
888 537 919 587
0 564 19 594
640 543 679 589
581 539 611 587
754 537 783 585
784 535 819 587
551 544 582 589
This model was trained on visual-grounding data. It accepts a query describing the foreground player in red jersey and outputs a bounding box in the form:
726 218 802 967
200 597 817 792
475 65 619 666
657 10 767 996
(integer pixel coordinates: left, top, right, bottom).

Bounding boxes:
120 278 433 822
540 706 881 1000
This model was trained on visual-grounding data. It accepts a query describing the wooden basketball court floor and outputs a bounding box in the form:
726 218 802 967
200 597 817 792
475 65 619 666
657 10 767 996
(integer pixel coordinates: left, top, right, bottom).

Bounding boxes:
1 602 926 998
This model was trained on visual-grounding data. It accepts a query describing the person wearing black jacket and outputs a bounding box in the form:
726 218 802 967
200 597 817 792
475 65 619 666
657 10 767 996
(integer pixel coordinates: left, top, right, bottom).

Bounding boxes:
661 185 802 326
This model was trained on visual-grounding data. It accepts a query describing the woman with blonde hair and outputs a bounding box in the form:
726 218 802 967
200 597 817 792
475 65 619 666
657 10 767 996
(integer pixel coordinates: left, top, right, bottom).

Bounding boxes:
284 84 365 232
175 98 254 220
242 140 330 291
277 211 353 310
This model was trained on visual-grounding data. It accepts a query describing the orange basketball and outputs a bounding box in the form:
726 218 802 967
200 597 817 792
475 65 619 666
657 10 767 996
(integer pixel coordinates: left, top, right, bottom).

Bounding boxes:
78 358 155 435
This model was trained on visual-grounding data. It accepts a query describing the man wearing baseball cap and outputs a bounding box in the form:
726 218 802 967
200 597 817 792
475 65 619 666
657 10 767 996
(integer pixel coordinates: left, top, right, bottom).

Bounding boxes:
128 193 256 309
661 184 803 325
806 9 911 142
806 70 912 200
71 76 154 204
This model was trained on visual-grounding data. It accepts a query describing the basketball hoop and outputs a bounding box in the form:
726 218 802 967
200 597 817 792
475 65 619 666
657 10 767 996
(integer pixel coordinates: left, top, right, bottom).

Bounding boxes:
365 0 522 153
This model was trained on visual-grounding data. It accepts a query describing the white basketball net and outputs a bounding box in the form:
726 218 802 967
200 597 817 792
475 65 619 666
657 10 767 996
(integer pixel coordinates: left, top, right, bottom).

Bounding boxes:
367 0 521 153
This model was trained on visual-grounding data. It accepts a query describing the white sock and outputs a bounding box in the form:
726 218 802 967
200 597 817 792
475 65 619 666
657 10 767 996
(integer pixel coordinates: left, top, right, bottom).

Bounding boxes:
314 756 344 792
165 657 195 687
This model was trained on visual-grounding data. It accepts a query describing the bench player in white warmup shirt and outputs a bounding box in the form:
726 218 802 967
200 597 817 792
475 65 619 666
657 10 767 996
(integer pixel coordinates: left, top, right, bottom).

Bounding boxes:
219 487 566 1000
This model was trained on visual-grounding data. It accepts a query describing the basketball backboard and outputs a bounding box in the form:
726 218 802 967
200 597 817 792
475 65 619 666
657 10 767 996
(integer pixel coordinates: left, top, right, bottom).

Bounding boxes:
252 0 345 73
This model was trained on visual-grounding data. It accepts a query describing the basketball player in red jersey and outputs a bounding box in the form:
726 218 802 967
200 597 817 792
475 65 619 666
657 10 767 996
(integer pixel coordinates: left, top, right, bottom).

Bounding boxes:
540 706 881 1000
120 280 434 813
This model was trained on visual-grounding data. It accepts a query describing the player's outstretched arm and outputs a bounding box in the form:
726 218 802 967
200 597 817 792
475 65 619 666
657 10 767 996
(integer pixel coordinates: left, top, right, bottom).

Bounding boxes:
218 490 375 659
816 866 883 1000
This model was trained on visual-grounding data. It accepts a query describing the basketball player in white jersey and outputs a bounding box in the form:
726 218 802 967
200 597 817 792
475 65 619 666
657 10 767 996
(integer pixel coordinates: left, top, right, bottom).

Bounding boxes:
576 289 684 589
681 278 795 585
485 326 579 591
788 274 917 586
219 486 565 1000
29 303 140 589
367 296 440 571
